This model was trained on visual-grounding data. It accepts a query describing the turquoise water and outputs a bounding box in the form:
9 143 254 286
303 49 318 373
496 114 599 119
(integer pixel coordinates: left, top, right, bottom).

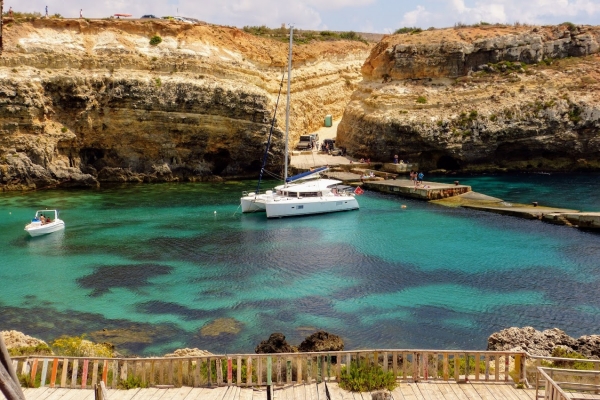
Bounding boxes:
1 175 599 355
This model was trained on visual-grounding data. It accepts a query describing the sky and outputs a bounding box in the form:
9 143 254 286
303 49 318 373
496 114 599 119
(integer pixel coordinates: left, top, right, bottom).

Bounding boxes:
13 0 600 34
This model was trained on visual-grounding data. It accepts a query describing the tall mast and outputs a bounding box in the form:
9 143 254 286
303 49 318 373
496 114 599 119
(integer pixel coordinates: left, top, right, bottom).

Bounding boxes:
284 26 293 182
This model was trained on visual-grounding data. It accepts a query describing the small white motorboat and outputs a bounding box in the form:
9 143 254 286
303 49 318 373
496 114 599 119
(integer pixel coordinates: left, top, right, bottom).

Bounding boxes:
24 210 65 237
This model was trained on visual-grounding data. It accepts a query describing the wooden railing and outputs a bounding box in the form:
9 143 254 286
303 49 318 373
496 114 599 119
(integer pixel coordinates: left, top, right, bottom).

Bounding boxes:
11 349 527 390
535 366 600 400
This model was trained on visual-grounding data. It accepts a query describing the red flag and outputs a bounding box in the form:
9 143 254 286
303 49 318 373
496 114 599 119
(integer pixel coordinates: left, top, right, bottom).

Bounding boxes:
354 186 364 195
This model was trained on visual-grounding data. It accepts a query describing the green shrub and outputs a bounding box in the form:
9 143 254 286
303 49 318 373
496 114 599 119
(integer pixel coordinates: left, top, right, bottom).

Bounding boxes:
394 27 421 34
155 77 162 87
416 96 427 104
541 348 594 370
149 35 162 46
339 31 360 40
8 343 52 356
562 22 576 31
19 373 40 388
51 334 113 357
339 359 396 392
119 374 148 389
61 126 68 133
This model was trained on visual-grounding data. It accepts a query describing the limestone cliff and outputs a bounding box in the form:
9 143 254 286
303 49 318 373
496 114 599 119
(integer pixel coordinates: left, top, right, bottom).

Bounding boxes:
338 24 600 172
0 19 370 190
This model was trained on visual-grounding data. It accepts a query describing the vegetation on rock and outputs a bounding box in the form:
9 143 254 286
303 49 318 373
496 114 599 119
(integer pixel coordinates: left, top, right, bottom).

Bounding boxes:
242 25 368 44
51 334 114 357
149 35 162 46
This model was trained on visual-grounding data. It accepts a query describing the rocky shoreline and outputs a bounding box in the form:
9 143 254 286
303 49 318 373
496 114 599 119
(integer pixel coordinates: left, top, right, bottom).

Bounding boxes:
4 327 600 359
488 326 600 358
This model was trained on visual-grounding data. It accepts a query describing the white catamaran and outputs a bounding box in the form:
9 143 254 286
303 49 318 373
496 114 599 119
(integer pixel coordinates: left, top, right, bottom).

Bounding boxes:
240 26 359 218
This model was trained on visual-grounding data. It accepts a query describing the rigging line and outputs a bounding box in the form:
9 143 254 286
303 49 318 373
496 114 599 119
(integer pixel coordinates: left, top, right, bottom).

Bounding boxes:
256 70 286 195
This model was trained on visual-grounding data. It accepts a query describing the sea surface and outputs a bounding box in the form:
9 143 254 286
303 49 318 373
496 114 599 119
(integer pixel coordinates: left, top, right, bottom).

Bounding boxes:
1 173 599 356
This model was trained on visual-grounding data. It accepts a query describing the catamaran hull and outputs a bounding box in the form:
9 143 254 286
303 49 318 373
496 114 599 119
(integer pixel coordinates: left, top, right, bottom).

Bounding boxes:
241 196 268 213
24 221 65 237
265 196 358 218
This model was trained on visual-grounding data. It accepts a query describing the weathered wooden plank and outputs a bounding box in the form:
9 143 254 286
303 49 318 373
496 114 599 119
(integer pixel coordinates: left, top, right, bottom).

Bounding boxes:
112 360 119 389
49 358 59 388
237 356 242 386
458 383 483 400
70 359 78 389
433 382 460 400
81 359 89 389
276 356 282 386
297 356 303 385
246 356 252 387
454 355 460 383
446 382 473 400
469 382 497 400
419 382 445 400
34 387 70 400
490 383 526 400
30 358 39 387
194 358 200 387
494 357 499 382
227 357 233 386
40 359 49 387
91 360 99 387
216 358 223 386
394 382 421 400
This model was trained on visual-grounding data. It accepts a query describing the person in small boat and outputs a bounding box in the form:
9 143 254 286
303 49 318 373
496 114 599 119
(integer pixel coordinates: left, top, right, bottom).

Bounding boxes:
45 216 52 223
40 215 46 224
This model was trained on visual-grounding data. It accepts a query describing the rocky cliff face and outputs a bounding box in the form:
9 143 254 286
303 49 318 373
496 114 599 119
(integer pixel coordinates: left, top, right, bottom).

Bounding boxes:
0 19 369 190
338 25 600 172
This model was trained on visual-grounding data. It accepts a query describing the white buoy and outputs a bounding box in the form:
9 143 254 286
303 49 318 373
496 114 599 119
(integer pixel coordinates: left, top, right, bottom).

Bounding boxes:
214 211 217 214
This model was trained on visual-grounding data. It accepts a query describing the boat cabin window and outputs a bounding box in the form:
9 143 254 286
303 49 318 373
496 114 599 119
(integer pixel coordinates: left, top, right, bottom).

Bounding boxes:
277 190 322 198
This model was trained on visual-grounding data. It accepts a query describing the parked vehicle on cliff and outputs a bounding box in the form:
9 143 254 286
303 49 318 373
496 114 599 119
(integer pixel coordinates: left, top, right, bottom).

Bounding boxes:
24 210 65 237
297 135 313 150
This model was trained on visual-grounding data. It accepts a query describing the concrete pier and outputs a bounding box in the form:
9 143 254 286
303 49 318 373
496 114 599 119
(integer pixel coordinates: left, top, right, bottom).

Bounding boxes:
290 152 600 231
363 179 471 200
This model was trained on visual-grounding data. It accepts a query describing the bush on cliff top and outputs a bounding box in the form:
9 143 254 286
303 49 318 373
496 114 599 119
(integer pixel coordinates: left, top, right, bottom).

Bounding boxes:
242 25 367 44
394 27 422 34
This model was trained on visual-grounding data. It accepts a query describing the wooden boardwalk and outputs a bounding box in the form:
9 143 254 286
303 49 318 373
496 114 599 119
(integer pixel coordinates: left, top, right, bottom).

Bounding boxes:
14 382 539 400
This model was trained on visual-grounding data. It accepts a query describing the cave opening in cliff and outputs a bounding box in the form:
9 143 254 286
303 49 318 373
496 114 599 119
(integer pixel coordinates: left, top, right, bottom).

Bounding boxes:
436 155 461 170
203 149 231 175
81 148 105 165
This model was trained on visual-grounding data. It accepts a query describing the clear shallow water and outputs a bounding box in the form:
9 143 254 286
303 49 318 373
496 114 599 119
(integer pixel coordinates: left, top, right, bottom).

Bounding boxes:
1 175 599 356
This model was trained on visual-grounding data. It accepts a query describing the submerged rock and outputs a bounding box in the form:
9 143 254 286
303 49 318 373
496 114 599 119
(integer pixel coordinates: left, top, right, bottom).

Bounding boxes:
200 318 243 336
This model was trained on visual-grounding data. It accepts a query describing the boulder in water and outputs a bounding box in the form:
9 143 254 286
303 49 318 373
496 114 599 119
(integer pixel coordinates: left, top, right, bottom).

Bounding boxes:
255 333 296 354
298 330 344 352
